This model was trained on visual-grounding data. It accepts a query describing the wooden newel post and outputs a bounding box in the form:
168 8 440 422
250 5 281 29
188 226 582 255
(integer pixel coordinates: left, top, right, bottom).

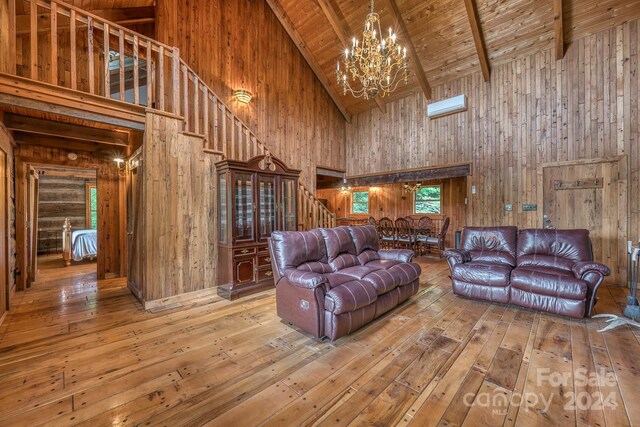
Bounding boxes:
62 218 72 267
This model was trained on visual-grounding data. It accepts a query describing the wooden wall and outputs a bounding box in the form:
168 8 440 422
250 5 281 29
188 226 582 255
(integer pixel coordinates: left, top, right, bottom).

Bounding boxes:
37 174 95 253
346 19 640 246
155 0 346 188
0 118 15 304
141 112 217 304
0 0 15 74
317 178 467 248
14 144 124 283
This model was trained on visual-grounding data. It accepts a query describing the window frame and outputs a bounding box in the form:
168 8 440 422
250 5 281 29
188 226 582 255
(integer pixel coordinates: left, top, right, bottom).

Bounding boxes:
413 184 442 214
351 190 369 214
86 183 98 230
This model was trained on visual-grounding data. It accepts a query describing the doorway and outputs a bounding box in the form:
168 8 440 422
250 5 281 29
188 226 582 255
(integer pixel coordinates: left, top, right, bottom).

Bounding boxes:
541 156 627 286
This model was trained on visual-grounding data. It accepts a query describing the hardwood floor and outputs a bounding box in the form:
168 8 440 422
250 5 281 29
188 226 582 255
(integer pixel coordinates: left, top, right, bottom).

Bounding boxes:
0 255 638 426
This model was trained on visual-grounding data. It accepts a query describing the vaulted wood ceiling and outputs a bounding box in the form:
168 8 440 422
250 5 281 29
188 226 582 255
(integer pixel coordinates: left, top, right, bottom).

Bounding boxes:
269 0 640 115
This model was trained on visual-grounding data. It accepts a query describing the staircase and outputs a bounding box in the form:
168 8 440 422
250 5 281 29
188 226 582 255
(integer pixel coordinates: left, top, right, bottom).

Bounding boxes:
11 0 335 229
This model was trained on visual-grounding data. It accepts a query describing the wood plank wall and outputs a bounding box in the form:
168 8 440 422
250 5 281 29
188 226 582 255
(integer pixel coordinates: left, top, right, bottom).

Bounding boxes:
316 178 467 248
0 119 15 300
346 19 640 246
155 0 346 188
37 174 95 253
0 0 16 74
141 112 217 303
14 144 124 281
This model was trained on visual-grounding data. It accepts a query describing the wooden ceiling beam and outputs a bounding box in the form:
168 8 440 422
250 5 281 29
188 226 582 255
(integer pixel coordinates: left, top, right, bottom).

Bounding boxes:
5 114 130 147
553 0 564 60
13 133 126 155
463 0 491 81
381 0 432 100
265 0 352 123
317 0 386 114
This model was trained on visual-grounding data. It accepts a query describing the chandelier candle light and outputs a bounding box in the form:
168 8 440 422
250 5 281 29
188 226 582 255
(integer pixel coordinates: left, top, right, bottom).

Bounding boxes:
336 0 409 99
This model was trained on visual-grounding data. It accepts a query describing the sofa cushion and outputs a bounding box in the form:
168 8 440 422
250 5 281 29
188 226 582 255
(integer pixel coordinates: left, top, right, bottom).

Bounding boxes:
364 259 401 269
389 262 421 286
511 266 587 300
460 226 518 267
362 269 402 295
517 229 592 272
319 227 361 271
324 272 358 289
296 261 333 274
330 254 361 271
338 265 382 280
324 281 377 314
348 225 380 254
357 249 380 265
270 230 327 275
452 261 512 288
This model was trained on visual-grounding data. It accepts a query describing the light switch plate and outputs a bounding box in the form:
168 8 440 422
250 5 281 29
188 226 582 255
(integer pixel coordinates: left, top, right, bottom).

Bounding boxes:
471 185 476 194
522 204 537 211
504 204 513 211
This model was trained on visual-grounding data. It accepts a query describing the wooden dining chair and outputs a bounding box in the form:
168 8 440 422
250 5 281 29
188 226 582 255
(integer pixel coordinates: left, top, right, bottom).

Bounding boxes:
423 217 450 257
367 216 377 226
378 217 395 248
415 216 434 255
394 217 415 250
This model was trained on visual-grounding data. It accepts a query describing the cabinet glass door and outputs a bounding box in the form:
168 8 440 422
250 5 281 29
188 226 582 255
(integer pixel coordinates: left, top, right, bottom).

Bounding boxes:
258 175 276 240
218 173 227 243
281 178 297 231
234 172 254 242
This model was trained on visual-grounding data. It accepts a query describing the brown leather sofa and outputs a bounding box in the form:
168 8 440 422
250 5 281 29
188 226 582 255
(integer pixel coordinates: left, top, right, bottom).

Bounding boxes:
269 225 421 340
445 227 610 318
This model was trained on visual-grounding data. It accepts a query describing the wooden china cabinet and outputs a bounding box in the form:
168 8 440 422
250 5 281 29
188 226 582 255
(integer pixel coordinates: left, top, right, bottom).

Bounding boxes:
216 153 300 300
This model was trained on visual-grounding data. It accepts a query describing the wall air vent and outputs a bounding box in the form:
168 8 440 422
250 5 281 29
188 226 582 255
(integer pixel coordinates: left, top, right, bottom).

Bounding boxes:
427 95 468 119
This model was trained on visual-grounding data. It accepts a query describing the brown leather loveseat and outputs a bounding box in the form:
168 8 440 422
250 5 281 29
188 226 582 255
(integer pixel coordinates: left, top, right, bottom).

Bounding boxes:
269 225 421 340
445 227 610 318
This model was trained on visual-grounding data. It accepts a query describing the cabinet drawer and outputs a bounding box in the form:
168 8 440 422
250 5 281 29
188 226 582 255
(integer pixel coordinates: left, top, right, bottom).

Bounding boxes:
257 246 269 256
258 254 272 267
257 268 274 281
234 247 256 257
235 259 256 283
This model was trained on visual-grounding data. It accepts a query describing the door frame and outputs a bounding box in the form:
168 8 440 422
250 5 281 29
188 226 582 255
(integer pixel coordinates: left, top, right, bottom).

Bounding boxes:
536 155 628 285
0 135 10 317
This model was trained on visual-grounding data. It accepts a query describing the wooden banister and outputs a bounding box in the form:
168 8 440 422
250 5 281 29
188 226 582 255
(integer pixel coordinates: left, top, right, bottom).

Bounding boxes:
15 0 337 229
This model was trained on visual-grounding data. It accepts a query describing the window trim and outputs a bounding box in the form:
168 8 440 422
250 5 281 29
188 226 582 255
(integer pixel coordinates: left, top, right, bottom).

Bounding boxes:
86 183 97 229
351 190 369 214
413 184 442 214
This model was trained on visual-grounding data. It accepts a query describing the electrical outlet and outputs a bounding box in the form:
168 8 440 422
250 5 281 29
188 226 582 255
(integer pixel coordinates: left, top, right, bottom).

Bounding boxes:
522 204 537 212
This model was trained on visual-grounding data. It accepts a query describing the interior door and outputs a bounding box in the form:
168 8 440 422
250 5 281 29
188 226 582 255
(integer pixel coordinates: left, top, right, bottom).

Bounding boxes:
542 159 626 285
126 154 143 299
27 169 39 286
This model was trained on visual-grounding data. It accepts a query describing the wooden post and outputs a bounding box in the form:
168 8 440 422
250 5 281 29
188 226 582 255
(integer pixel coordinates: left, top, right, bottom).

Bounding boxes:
133 35 139 104
70 9 77 90
213 97 218 151
158 45 165 111
87 16 94 94
203 87 209 146
118 29 125 101
50 2 57 85
103 22 110 97
182 65 189 131
29 0 37 80
172 47 180 114
193 77 199 134
146 41 152 107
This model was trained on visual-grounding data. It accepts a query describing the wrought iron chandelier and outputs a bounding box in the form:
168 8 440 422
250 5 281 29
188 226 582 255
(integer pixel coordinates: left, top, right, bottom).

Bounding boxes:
336 0 409 100
403 182 422 193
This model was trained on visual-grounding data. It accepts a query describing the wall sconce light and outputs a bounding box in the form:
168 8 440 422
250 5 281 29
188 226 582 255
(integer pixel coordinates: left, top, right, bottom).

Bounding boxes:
234 89 253 104
114 157 139 177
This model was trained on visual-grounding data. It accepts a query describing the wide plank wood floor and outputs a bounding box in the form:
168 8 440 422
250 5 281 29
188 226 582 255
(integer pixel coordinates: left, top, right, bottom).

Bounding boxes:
0 255 638 426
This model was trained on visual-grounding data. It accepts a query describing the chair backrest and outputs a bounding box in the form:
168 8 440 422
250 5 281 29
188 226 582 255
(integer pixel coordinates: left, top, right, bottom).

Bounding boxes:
395 217 412 239
403 216 415 227
379 217 394 238
517 229 592 271
416 216 433 234
367 216 377 226
318 226 359 271
269 230 329 278
438 217 450 239
460 226 518 266
348 225 381 264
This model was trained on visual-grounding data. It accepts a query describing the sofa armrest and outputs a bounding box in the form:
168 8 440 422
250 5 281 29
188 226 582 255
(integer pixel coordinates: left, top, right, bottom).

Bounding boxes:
572 261 610 317
572 261 610 279
444 249 471 270
378 249 415 263
283 269 328 289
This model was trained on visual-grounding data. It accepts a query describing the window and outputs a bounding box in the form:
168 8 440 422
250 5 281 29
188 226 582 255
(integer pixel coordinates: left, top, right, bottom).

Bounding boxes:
86 183 97 229
414 185 441 214
351 191 369 214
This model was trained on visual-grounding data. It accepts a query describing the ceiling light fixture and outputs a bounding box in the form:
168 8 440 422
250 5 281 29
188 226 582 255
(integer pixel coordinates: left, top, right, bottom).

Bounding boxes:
336 0 409 100
403 182 422 193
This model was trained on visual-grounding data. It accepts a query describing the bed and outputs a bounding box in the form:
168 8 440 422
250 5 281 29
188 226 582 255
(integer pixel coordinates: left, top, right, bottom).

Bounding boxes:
62 219 97 266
